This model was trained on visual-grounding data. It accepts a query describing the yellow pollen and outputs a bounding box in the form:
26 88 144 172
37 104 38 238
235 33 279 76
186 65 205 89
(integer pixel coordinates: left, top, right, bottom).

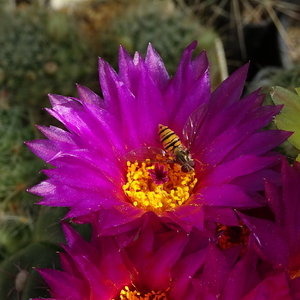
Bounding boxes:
116 286 168 300
123 160 197 213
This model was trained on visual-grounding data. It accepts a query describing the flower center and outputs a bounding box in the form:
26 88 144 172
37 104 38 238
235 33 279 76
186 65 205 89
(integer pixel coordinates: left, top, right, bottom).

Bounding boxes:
118 286 168 300
122 160 197 213
216 221 250 255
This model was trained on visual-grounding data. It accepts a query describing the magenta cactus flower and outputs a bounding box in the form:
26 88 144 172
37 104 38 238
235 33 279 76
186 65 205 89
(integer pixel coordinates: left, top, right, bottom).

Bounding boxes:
31 214 295 300
26 42 289 233
210 158 300 299
265 159 300 295
31 213 210 300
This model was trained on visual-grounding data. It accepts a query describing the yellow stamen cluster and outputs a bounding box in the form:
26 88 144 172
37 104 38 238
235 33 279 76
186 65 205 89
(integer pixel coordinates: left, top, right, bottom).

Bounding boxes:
119 286 168 300
122 160 197 213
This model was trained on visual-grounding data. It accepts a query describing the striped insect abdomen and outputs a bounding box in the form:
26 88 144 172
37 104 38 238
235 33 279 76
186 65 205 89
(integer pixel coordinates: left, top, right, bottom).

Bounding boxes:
158 124 183 154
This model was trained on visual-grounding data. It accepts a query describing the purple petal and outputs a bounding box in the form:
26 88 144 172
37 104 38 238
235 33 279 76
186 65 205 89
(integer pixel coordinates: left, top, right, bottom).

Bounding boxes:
95 205 145 234
47 149 124 182
141 233 189 291
237 212 289 267
29 178 122 211
98 58 122 118
282 161 300 237
25 139 60 162
266 160 300 247
224 130 291 160
265 180 283 223
198 89 260 144
41 164 118 195
135 56 168 145
291 277 300 299
46 100 125 161
47 93 72 107
231 168 281 192
76 84 104 107
241 272 293 300
118 45 141 95
163 42 208 119
37 268 86 300
197 118 282 166
191 50 209 80
242 104 283 126
171 70 211 133
37 125 80 146
204 206 239 226
198 243 234 297
201 155 279 185
194 184 261 208
170 204 205 231
169 248 207 299
209 64 249 118
145 43 170 92
221 247 261 300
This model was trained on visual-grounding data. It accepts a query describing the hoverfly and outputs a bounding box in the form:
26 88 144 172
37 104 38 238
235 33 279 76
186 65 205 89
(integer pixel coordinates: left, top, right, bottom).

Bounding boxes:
124 103 208 172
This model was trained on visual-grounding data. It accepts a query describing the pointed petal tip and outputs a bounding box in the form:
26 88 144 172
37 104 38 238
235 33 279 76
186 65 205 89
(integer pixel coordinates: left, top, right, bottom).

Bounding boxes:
218 62 250 90
199 49 209 67
75 83 85 95
47 93 55 100
47 93 60 106
146 42 156 56
238 62 250 74
273 103 284 114
98 56 107 69
147 42 153 49
119 43 129 51
24 139 36 148
47 93 71 106
253 87 263 94
187 40 198 50
118 44 131 58
182 41 198 57
133 50 143 63
61 221 74 237
224 63 250 82
98 56 118 77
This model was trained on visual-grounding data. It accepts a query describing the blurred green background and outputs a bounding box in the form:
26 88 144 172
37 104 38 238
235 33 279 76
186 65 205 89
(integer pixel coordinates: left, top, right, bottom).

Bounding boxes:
0 0 299 298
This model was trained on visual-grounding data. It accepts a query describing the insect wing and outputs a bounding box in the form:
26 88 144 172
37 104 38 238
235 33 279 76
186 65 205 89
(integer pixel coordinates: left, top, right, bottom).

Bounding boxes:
183 103 208 149
124 147 167 162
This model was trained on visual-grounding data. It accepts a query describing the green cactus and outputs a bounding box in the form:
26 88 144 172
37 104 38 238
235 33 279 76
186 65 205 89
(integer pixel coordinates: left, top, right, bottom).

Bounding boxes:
0 203 91 298
83 0 218 75
34 206 91 246
268 65 300 94
0 243 61 300
247 64 300 159
0 4 97 262
271 86 300 161
0 5 97 109
0 105 43 260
